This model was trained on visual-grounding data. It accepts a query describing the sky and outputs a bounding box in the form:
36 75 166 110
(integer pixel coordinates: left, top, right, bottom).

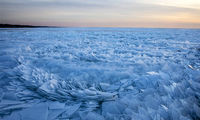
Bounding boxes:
0 0 200 28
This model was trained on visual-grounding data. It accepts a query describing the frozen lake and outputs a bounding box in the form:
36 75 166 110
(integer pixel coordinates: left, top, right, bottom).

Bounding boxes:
0 28 200 120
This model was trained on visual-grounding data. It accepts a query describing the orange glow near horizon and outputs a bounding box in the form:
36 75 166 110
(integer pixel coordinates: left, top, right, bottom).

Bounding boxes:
0 0 200 28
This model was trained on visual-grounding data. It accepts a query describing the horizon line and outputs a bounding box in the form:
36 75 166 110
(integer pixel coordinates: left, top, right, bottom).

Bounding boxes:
0 23 200 29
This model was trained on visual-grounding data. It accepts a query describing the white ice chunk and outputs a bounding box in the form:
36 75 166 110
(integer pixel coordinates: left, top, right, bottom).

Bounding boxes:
147 71 159 75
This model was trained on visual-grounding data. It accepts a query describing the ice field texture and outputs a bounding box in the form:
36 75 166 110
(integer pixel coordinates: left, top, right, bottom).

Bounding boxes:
0 28 200 120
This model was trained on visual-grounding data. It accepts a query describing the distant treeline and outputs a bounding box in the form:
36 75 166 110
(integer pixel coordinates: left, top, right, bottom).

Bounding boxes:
0 24 50 28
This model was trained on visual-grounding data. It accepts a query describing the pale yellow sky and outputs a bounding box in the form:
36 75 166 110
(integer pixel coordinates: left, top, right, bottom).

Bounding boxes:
0 0 200 28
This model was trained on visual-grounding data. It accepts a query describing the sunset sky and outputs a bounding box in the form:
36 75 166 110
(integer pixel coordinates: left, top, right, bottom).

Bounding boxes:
0 0 200 28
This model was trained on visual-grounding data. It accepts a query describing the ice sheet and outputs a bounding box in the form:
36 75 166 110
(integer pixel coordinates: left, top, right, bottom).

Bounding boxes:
0 28 200 120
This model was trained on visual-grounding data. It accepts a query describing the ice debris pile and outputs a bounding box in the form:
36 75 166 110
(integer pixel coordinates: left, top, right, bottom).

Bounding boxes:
0 28 200 120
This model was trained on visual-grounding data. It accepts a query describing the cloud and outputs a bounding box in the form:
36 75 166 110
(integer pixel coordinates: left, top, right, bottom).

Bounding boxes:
0 0 112 8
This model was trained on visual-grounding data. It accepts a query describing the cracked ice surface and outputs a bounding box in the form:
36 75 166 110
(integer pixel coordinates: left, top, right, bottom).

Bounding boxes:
0 28 200 120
